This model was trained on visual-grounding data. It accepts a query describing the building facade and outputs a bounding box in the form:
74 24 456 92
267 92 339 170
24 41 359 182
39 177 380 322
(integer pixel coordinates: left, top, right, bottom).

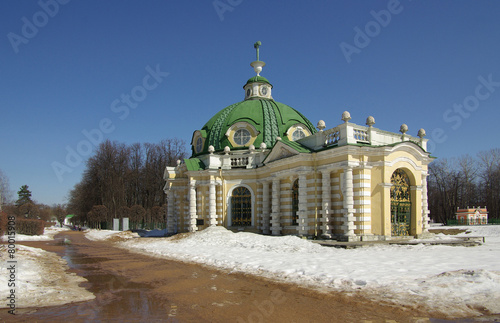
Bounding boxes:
164 43 433 241
456 207 488 225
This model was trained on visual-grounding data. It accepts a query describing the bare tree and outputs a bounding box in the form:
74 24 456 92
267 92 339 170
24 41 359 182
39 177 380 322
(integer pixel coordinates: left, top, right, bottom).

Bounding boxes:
478 148 500 219
130 204 146 229
53 204 67 227
87 205 108 229
428 159 463 224
67 138 187 228
0 169 12 209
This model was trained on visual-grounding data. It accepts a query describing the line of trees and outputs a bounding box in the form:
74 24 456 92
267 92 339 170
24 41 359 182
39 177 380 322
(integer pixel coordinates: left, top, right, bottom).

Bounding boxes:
428 148 500 224
66 140 499 228
67 139 187 229
0 184 66 235
1 185 54 221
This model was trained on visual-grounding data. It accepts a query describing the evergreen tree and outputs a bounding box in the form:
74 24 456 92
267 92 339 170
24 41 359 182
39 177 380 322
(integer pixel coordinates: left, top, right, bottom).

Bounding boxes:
16 185 33 206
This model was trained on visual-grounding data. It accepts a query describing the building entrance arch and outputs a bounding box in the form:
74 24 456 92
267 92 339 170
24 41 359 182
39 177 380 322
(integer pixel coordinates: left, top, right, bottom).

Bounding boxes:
390 169 411 236
230 186 252 226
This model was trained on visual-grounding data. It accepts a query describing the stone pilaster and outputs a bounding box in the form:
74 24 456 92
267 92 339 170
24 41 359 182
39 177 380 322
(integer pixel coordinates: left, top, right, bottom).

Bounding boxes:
262 180 271 234
271 178 281 235
167 189 176 233
321 170 332 238
298 173 308 236
355 167 372 236
341 166 355 239
421 172 430 232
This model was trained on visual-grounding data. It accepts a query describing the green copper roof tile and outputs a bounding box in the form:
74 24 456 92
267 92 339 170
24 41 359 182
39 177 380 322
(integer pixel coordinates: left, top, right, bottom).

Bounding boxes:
193 99 317 156
244 76 271 87
184 158 205 171
279 138 313 153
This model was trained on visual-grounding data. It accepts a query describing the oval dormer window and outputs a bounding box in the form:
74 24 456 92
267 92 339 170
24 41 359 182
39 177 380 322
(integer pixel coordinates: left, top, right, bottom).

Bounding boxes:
195 137 203 153
234 128 251 146
292 127 306 141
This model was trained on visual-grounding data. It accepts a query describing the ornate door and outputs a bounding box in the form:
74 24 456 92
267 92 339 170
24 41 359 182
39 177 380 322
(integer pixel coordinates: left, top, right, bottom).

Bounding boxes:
292 180 299 225
231 187 252 226
390 169 411 236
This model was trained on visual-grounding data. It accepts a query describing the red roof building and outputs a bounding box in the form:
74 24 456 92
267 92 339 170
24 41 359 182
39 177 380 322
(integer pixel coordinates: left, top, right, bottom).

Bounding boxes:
456 207 488 225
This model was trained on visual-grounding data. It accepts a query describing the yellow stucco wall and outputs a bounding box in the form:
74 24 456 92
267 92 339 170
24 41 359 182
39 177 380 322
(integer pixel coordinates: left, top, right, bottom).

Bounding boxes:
165 142 431 238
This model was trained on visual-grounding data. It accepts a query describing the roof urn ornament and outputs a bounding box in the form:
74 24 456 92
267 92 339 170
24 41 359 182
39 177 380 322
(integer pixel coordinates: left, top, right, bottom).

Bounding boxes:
417 128 426 138
260 142 267 151
341 111 351 123
249 144 256 153
224 146 231 155
366 116 375 127
400 124 408 140
208 145 215 154
317 120 326 131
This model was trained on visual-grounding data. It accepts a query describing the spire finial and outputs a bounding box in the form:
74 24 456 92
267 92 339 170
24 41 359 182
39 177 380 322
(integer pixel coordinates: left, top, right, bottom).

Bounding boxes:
250 41 265 76
254 41 262 61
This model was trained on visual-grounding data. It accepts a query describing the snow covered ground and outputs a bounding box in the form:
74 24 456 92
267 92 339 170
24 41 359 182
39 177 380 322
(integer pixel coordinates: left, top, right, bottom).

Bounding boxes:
1 225 70 242
110 225 500 318
1 225 499 318
0 245 95 310
0 226 95 310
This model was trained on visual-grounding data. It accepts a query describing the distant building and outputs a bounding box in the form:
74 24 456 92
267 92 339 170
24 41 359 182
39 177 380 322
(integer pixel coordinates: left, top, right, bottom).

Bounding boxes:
163 42 433 241
64 214 75 226
456 207 488 225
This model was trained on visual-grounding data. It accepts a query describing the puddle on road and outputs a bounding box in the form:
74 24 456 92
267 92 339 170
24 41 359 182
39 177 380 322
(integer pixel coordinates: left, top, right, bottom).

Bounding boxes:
8 236 180 322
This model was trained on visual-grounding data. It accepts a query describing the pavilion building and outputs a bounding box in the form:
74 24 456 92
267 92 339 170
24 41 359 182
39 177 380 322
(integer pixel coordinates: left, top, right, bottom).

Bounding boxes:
163 42 433 241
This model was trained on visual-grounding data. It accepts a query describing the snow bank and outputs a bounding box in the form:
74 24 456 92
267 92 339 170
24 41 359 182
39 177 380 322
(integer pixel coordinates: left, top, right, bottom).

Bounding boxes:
1 226 70 242
0 244 95 309
85 229 139 241
118 225 500 317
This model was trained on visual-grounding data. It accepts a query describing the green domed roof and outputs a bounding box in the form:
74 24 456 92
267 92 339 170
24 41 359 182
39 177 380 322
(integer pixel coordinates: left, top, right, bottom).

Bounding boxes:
244 76 272 87
192 98 317 156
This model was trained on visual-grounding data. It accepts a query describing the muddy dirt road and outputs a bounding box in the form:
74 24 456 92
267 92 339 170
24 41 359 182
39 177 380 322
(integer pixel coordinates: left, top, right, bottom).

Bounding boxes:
1 231 453 322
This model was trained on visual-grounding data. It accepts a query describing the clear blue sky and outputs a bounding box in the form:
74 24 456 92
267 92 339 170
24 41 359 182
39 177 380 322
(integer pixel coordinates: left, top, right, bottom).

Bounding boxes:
1 0 499 206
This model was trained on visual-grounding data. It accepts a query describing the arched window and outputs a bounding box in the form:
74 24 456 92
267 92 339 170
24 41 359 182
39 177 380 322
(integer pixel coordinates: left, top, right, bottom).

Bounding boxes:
390 169 411 236
292 179 299 225
286 123 311 141
231 186 252 226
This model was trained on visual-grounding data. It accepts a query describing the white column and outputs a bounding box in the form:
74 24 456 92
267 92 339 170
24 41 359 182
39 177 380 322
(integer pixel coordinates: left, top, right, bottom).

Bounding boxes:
209 180 217 226
298 173 308 236
262 181 271 234
321 170 332 238
342 166 355 238
188 180 198 232
271 178 281 235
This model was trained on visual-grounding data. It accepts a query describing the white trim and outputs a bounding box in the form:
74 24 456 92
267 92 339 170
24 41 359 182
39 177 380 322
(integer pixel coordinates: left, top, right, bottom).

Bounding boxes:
354 182 370 188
